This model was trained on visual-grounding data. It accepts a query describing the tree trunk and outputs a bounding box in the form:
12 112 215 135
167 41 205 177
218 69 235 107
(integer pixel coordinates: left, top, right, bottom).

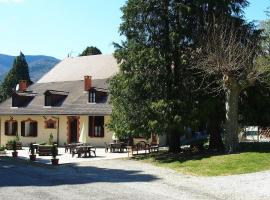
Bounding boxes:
168 128 180 153
208 121 224 151
224 80 240 153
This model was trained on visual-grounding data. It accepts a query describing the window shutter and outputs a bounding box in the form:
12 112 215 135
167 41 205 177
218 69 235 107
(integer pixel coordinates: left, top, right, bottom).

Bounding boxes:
13 122 18 135
21 121 25 136
5 121 8 135
89 116 94 137
33 122 38 137
101 127 104 137
101 117 104 137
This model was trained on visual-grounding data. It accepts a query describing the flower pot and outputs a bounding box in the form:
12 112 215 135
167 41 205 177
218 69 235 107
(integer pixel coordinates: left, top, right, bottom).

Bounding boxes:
12 152 18 157
29 154 36 161
51 158 59 165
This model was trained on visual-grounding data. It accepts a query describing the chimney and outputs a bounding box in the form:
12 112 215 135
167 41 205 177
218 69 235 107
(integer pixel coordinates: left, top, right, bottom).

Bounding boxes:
84 76 92 91
19 80 27 92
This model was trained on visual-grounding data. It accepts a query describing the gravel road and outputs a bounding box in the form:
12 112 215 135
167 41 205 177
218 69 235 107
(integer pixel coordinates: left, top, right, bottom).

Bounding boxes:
0 157 269 200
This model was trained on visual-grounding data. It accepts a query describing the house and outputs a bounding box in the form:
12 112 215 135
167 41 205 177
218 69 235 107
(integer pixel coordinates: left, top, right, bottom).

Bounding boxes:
0 54 166 147
0 54 118 147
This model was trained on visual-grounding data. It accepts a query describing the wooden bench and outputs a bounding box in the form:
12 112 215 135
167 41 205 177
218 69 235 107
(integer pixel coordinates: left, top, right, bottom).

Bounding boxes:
128 141 151 156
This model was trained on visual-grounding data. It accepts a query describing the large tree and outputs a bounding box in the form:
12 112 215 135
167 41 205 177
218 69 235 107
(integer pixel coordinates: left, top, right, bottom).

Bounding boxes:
79 46 102 56
0 52 32 102
194 17 265 152
109 0 196 152
109 0 253 153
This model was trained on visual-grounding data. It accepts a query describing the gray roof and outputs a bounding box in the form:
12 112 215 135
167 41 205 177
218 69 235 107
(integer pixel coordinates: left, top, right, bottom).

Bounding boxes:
0 79 112 116
37 54 119 83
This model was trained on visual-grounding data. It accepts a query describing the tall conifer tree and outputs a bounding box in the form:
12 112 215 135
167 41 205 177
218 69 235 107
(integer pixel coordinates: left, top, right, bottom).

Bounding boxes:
0 52 32 102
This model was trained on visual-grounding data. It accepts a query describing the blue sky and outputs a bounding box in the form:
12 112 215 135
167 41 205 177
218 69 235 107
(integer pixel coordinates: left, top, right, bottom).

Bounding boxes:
0 0 269 59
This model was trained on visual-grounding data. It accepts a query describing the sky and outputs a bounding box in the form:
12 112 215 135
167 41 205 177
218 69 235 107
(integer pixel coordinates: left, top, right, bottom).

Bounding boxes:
0 0 269 59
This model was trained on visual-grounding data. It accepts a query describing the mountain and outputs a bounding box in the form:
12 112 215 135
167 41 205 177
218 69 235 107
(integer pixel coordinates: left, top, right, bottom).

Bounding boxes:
0 54 60 82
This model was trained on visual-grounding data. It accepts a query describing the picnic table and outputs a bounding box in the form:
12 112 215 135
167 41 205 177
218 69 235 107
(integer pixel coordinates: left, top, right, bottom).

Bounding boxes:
65 142 83 153
109 142 127 153
72 145 96 158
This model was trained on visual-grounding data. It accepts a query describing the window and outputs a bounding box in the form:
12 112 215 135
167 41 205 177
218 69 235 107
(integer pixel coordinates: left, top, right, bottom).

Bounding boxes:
88 90 107 103
45 119 56 129
45 95 51 106
21 119 38 137
89 116 104 137
89 91 96 103
4 120 18 136
12 93 35 107
44 90 68 107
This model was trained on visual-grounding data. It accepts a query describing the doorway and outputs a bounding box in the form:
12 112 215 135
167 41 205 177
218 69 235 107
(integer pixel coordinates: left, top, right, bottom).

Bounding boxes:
68 117 79 143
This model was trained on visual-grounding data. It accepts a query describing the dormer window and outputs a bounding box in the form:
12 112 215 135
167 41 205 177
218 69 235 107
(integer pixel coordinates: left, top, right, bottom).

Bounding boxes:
89 91 96 103
44 90 68 107
88 88 107 103
12 92 36 107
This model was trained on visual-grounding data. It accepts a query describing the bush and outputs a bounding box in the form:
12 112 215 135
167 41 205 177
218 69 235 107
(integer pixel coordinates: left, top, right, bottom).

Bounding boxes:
12 140 17 152
29 143 35 155
48 133 54 145
0 146 5 151
6 140 22 150
51 145 58 159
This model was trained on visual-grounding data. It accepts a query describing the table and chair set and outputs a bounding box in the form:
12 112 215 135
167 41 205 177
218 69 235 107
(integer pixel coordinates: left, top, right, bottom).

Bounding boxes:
65 143 96 158
105 140 159 156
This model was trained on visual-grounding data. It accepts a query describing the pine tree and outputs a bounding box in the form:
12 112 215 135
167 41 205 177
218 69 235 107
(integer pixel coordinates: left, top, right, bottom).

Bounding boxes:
79 46 102 56
0 52 32 102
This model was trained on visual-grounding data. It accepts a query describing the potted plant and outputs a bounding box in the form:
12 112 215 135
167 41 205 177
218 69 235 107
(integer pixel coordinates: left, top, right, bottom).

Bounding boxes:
29 143 36 161
15 134 22 150
0 146 6 155
6 140 14 150
51 145 59 165
12 140 18 157
48 133 54 145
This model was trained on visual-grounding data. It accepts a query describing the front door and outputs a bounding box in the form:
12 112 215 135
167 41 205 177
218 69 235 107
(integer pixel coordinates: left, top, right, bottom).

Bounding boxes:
69 117 78 143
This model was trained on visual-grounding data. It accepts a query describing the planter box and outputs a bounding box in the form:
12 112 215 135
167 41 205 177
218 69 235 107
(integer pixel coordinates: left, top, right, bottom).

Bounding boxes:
38 145 53 156
0 150 6 155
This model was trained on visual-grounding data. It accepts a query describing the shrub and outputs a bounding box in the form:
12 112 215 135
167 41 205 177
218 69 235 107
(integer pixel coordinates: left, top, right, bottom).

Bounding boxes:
51 145 58 159
12 140 17 152
48 133 54 145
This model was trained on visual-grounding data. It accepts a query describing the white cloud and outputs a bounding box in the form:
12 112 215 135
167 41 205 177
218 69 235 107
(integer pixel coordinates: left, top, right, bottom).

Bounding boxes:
0 0 24 3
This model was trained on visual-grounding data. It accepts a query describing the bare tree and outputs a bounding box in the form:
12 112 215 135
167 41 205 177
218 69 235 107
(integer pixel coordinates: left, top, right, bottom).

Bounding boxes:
195 19 266 152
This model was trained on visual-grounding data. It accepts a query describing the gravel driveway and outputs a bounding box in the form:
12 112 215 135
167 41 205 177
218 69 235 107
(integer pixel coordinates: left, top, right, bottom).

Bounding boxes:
0 157 269 200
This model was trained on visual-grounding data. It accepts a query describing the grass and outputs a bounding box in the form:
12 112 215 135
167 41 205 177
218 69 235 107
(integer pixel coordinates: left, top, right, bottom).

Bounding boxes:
132 143 270 176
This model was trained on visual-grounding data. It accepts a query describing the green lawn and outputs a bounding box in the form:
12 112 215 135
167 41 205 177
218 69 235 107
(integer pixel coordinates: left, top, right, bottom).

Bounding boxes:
132 150 270 176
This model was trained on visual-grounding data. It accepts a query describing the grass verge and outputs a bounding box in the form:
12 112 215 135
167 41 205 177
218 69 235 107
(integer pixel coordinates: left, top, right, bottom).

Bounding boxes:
132 144 270 176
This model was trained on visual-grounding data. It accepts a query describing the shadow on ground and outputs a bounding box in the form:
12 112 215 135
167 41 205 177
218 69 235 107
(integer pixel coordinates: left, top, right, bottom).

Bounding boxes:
132 142 270 164
0 158 159 187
